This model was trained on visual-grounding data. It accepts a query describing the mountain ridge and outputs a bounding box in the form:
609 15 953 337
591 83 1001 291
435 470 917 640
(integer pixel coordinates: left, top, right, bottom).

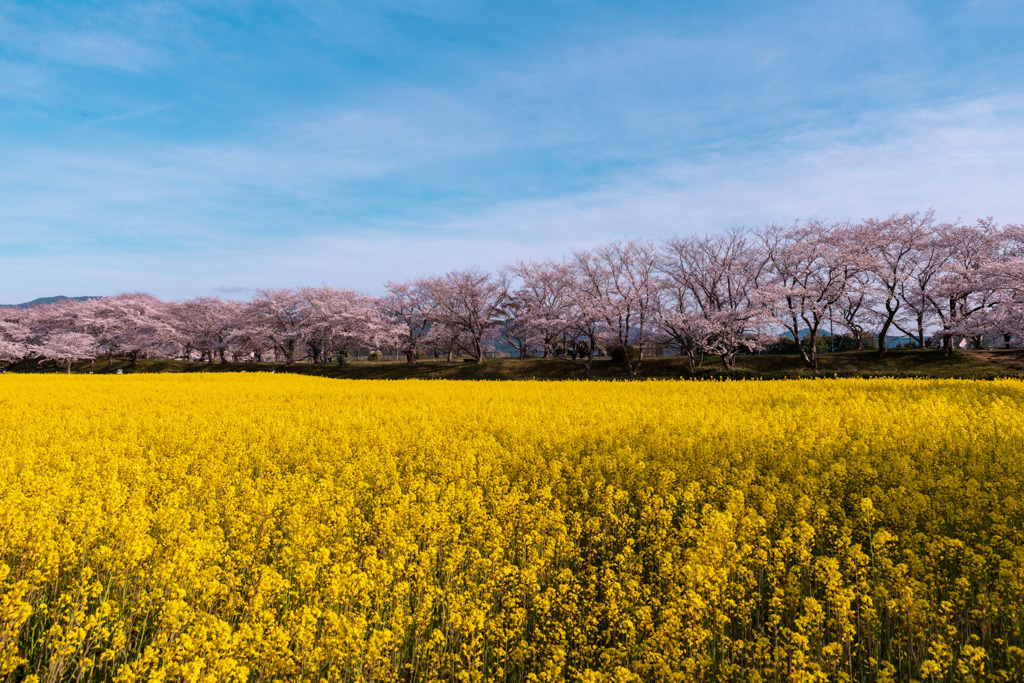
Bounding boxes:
0 295 100 309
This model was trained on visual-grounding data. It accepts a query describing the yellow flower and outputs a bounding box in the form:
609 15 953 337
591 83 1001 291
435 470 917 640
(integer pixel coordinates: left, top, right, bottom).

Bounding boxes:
0 375 1022 680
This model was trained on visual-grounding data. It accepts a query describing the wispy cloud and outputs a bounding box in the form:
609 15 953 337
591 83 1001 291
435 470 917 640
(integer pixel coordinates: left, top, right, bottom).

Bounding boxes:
0 88 512 252
2 1 1023 302
0 59 48 98
426 96 1024 241
4 94 1022 302
40 31 164 72
78 104 171 128
0 1 196 72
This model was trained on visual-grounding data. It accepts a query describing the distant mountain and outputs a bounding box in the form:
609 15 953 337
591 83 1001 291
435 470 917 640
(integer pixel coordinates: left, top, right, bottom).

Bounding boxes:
0 295 100 309
778 328 837 340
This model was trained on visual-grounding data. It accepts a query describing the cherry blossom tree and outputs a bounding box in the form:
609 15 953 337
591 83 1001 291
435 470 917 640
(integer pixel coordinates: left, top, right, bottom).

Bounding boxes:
503 260 606 377
857 211 937 357
13 209 1024 370
299 287 385 364
504 260 577 359
927 219 1003 353
0 308 28 367
888 221 955 349
659 228 770 369
561 268 608 378
495 294 534 359
429 269 507 364
168 297 238 364
380 279 438 364
657 283 712 372
23 298 97 368
759 220 851 370
87 293 172 368
247 289 305 364
982 223 1024 347
832 266 875 351
41 332 98 373
573 240 662 377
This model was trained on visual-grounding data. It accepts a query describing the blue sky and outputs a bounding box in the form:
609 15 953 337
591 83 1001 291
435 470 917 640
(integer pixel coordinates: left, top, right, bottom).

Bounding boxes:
2 0 1023 302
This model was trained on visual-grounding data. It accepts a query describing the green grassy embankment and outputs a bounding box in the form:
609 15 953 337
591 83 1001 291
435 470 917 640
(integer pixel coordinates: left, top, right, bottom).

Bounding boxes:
6 349 1024 380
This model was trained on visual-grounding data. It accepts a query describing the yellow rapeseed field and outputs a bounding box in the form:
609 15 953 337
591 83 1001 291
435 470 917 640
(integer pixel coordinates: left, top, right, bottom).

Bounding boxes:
1 375 1023 682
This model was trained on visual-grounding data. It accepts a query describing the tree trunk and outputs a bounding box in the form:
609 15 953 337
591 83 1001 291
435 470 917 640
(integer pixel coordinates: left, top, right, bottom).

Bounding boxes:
581 336 596 380
877 317 894 358
793 331 812 370
621 344 635 376
877 297 903 358
943 298 957 356
878 323 890 357
805 331 819 371
405 348 417 364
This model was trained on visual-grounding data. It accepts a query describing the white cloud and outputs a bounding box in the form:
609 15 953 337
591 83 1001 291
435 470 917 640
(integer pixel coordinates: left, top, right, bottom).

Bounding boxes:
0 59 48 98
0 1 197 72
0 87 512 251
40 32 163 72
4 94 1024 302
78 104 172 129
393 95 1024 245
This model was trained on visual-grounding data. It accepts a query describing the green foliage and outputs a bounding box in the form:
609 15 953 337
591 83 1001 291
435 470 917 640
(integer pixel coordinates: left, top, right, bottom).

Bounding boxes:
608 344 639 364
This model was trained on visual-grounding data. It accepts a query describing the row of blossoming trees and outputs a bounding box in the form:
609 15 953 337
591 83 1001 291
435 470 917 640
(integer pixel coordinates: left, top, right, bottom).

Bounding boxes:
4 211 1024 375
